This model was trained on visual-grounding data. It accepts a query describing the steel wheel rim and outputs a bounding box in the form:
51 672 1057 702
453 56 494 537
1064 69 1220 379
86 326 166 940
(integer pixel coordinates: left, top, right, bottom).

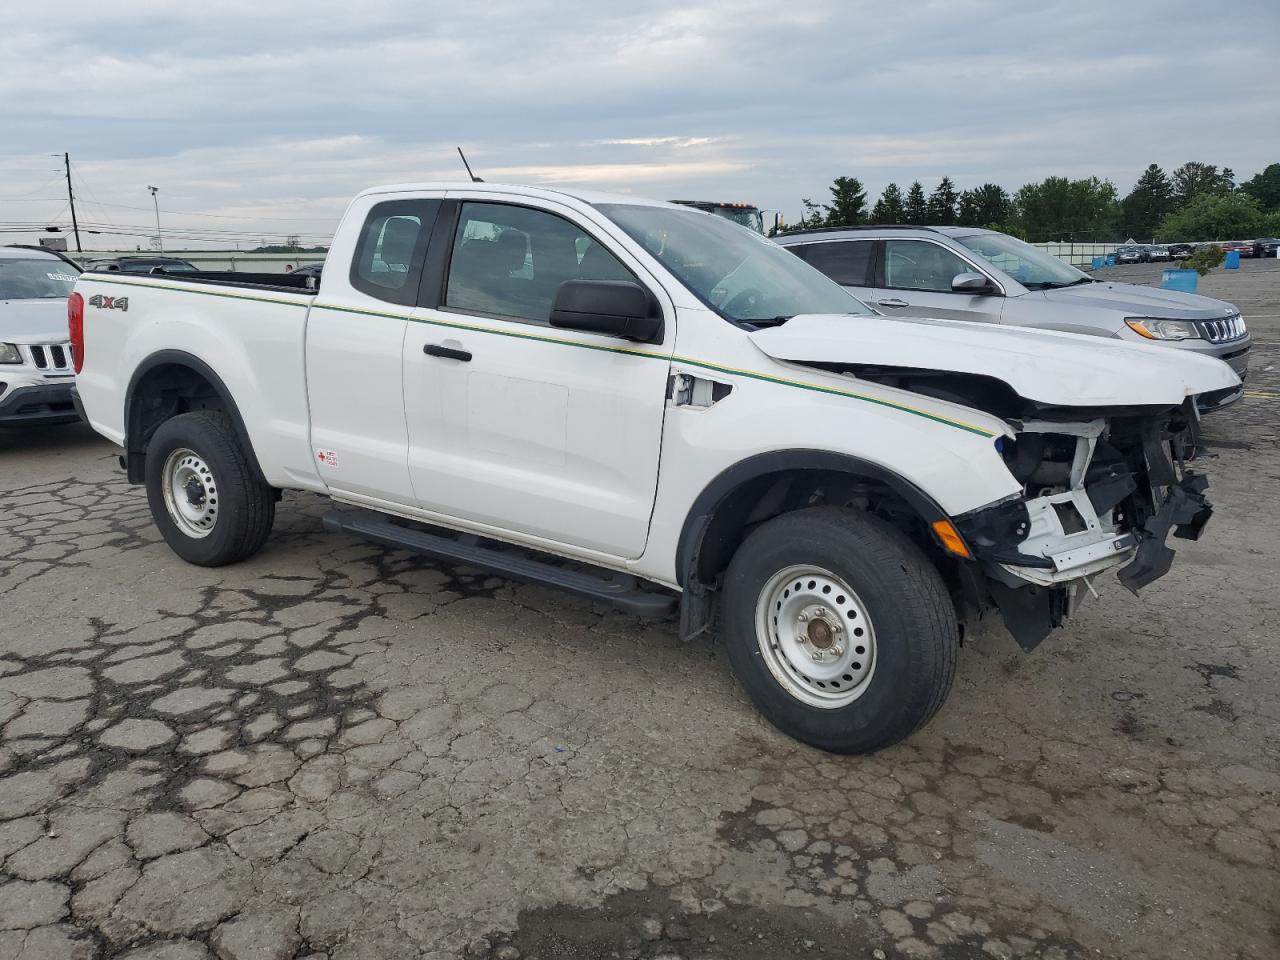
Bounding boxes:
161 447 219 539
754 564 877 709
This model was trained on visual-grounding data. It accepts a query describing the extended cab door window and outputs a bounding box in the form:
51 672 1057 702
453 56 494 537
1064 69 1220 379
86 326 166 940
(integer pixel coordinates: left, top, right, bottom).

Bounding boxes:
406 199 671 559
349 200 439 306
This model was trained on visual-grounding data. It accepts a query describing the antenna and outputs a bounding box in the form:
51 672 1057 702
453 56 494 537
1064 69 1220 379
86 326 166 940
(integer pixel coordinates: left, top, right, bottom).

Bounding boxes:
457 147 483 183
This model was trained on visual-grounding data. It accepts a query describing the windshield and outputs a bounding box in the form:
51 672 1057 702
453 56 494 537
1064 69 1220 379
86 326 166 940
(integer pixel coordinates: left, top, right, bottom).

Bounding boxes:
954 232 1087 289
597 203 870 324
710 207 764 233
0 257 79 300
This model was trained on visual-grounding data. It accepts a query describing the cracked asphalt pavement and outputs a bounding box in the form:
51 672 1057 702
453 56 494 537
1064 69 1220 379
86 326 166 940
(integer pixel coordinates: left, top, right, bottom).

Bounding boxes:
0 261 1277 959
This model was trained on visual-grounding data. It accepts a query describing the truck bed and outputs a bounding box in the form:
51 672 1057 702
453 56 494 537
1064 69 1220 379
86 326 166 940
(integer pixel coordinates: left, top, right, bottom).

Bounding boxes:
155 271 320 293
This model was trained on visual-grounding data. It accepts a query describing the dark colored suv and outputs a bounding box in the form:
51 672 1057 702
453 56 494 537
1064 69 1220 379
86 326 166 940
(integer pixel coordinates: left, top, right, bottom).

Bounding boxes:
1252 238 1279 259
86 257 199 274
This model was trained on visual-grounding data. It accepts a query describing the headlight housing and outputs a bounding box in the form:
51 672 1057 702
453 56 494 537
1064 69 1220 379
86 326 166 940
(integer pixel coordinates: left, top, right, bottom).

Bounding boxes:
1125 317 1201 341
0 343 22 364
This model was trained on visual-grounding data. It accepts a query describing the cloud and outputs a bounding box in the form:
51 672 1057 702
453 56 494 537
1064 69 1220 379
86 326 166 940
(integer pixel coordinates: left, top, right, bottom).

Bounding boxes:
1 0 1277 246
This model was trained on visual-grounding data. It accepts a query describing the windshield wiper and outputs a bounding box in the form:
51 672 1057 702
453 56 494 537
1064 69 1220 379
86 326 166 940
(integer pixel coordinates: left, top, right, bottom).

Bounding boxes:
746 315 793 328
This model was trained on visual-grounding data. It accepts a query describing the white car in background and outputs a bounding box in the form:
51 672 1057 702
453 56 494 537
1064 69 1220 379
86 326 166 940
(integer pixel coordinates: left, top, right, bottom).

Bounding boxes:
0 245 82 427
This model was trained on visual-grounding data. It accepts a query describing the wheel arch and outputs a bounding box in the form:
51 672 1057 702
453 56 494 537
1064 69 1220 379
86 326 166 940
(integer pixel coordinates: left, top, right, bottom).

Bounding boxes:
123 349 266 486
675 450 953 591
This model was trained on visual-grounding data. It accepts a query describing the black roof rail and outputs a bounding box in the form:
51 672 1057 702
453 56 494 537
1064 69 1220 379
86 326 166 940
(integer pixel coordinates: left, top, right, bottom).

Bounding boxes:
779 224 944 236
3 244 84 271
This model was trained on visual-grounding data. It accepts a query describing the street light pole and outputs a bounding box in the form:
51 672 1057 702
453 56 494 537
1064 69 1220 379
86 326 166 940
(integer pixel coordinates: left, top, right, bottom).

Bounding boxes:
148 186 163 254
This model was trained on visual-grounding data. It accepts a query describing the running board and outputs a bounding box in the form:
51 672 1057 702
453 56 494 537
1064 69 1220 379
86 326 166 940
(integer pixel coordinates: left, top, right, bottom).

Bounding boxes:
321 510 677 617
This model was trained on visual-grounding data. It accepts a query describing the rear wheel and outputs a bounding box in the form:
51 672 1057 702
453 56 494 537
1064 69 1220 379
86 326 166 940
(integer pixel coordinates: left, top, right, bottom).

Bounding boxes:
144 411 274 566
722 507 958 754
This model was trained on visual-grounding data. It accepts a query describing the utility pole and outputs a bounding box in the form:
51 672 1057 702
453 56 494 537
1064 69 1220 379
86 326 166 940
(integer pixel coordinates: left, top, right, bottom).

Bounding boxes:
148 186 163 254
63 152 82 253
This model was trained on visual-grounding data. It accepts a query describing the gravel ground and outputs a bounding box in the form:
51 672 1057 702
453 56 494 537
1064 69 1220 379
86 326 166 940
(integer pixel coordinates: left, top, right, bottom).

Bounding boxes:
0 259 1276 960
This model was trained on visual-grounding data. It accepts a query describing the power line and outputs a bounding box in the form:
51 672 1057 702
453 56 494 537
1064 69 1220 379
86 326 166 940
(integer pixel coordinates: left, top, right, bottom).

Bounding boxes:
66 196 340 223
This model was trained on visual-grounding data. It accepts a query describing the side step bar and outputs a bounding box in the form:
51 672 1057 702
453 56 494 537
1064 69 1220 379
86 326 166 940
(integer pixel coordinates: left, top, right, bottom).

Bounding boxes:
322 510 678 617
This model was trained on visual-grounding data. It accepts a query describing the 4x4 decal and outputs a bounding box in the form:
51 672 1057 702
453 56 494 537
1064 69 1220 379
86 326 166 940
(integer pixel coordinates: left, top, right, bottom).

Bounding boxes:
88 294 129 311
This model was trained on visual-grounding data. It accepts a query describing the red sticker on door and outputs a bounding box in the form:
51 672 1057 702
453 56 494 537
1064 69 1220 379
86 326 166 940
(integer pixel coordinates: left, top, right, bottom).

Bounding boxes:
316 449 339 468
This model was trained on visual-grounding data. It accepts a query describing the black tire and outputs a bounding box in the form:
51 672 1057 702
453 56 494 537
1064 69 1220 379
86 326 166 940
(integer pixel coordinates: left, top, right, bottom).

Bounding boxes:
144 411 275 567
721 506 958 754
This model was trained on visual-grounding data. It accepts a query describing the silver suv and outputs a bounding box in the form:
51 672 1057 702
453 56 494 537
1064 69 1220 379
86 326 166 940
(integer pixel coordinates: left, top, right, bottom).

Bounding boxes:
775 226 1250 409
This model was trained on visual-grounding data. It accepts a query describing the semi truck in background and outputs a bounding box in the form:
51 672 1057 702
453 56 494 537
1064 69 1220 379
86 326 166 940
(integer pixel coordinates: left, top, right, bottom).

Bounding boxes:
670 200 783 235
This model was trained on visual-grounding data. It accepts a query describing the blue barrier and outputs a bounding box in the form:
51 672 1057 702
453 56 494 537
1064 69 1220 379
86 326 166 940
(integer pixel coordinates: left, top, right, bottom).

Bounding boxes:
1105 254 1116 267
1161 268 1198 293
1091 256 1105 270
1224 250 1241 269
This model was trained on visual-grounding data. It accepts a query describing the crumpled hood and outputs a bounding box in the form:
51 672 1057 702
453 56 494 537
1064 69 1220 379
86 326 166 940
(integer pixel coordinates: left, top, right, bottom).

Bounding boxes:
0 298 69 343
749 313 1239 408
1038 280 1237 320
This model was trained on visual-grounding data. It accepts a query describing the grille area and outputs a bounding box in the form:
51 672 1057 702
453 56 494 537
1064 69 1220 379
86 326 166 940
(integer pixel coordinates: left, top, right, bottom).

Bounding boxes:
1197 315 1247 344
23 343 74 373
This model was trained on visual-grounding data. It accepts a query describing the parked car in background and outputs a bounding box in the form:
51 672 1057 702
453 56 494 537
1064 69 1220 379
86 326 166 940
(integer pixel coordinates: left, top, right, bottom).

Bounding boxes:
1115 245 1146 263
776 226 1250 410
1220 240 1253 258
1146 245 1172 262
292 262 324 279
86 256 199 274
1167 243 1196 259
1251 237 1279 258
0 245 82 426
71 182 1237 754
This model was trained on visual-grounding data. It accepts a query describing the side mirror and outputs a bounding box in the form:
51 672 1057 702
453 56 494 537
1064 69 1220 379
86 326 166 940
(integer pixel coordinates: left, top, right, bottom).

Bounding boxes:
550 280 663 343
952 272 996 294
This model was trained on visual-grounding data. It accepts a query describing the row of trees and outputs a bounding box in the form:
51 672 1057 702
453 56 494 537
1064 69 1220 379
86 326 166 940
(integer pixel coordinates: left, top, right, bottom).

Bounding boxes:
786 162 1280 243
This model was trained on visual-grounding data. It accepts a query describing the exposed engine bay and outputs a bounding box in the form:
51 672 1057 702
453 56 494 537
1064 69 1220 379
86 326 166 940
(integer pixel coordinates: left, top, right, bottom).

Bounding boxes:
845 366 1214 650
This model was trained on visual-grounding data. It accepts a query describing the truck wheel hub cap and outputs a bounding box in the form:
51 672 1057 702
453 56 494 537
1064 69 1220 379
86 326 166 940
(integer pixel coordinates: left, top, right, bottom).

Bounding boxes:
755 565 877 709
162 449 219 539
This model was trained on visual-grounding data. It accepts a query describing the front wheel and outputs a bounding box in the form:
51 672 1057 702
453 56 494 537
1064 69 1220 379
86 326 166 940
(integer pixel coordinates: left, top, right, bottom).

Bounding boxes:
722 507 958 754
144 411 275 567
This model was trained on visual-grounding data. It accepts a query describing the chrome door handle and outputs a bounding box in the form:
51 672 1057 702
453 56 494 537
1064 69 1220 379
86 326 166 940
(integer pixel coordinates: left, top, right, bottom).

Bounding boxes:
423 343 471 362
876 298 909 308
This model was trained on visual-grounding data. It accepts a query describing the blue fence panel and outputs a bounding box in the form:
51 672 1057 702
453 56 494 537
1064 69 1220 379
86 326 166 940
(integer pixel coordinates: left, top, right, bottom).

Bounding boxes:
1161 269 1198 293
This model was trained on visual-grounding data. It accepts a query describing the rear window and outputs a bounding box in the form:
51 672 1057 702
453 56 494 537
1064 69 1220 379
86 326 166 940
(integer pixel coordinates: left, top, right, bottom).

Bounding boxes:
350 199 441 305
0 257 79 300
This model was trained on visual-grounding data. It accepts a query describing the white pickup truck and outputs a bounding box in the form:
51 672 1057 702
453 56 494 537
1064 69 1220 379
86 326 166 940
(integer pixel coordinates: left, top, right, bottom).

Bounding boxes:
71 182 1238 753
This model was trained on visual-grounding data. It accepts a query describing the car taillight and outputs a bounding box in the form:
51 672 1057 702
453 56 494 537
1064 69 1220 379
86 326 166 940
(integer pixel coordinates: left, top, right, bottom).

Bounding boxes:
68 292 84 373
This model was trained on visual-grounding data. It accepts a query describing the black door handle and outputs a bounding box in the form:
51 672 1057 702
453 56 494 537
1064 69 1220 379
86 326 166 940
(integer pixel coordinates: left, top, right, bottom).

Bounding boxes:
423 343 471 361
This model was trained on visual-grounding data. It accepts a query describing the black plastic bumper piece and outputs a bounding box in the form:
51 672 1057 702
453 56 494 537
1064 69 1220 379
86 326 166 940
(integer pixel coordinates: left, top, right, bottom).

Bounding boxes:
988 580 1069 652
1117 472 1212 595
322 510 678 617
0 381 80 425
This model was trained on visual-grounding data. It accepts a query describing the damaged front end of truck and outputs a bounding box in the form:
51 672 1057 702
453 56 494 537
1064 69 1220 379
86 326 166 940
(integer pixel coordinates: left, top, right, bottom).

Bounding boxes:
747 312 1238 652
952 400 1213 649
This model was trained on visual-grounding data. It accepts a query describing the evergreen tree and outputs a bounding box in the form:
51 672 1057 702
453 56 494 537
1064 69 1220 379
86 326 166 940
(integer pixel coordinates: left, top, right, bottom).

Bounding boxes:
1172 162 1231 207
870 183 905 223
824 176 867 226
797 198 825 230
957 184 1010 227
1240 163 1280 212
926 176 959 225
1119 164 1175 241
904 181 927 223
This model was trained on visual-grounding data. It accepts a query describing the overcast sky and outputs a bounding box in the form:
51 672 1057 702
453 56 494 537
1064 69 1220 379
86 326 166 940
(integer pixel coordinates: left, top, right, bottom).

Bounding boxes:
2 0 1277 249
